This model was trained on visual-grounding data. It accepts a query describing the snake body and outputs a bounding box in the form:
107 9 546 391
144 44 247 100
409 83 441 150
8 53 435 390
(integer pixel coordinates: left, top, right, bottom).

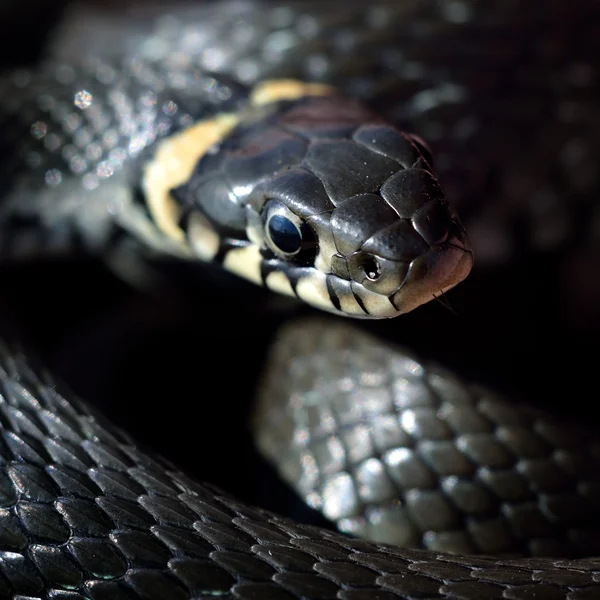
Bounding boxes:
0 1 598 598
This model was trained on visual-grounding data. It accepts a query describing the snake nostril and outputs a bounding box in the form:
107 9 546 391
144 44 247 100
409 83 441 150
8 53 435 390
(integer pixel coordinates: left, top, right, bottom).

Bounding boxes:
348 252 385 284
355 254 382 281
363 256 382 281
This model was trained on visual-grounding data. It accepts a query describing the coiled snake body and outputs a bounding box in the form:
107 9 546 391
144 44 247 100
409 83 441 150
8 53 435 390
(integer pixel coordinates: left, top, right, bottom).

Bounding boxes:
0 2 598 598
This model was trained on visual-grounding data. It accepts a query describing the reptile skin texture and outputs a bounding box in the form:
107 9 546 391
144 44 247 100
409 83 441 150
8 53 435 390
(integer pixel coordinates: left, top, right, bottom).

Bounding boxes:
255 320 600 558
0 1 598 598
0 1 598 263
0 335 597 599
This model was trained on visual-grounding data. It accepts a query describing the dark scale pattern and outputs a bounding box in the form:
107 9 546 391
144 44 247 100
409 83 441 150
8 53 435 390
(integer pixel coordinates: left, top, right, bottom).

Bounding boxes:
255 319 600 560
0 49 248 259
48 0 600 263
0 340 594 598
0 0 596 265
0 2 597 599
175 92 453 277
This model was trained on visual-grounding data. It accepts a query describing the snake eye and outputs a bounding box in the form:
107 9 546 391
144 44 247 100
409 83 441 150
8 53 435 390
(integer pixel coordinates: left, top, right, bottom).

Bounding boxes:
263 200 317 262
267 214 302 255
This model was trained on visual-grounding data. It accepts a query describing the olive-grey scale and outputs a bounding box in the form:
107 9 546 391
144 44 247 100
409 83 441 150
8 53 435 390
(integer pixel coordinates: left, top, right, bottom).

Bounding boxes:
0 326 599 599
256 322 600 559
0 0 598 598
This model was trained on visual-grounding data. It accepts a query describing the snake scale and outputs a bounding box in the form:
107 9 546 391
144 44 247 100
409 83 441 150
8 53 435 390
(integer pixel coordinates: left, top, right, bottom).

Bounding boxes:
0 1 598 598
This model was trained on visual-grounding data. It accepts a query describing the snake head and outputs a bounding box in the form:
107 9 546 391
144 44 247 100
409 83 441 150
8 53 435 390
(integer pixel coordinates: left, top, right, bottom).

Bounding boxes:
173 92 472 318
328 164 472 317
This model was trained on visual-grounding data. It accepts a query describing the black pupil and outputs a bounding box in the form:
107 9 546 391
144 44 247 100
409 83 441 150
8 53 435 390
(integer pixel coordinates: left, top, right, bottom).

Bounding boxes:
268 215 302 254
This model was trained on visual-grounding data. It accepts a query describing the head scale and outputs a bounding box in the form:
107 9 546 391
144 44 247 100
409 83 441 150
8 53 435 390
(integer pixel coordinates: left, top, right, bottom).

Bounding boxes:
173 92 472 318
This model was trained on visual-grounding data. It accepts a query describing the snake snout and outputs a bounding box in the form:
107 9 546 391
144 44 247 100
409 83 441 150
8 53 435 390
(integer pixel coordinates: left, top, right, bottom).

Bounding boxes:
390 214 473 314
327 165 473 316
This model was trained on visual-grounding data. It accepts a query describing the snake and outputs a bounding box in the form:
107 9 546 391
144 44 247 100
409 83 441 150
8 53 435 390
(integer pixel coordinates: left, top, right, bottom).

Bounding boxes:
0 1 598 598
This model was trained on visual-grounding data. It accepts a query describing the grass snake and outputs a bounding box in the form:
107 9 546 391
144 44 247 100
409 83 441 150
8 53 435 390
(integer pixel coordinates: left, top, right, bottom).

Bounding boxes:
0 1 598 598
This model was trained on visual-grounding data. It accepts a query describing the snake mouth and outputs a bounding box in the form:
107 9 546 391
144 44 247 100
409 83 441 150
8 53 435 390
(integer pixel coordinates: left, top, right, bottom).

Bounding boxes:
390 222 473 314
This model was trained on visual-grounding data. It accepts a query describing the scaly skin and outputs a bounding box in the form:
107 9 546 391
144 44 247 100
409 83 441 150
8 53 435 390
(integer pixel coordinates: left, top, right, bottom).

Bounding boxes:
0 2 598 598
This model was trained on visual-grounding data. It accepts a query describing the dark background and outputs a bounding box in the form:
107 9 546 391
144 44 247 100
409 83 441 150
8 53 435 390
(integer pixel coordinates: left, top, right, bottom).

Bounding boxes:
0 0 597 519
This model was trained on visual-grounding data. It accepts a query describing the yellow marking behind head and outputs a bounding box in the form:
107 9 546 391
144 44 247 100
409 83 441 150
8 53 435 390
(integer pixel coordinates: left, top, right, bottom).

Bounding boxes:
250 79 336 107
142 113 239 245
142 80 332 251
143 79 336 277
223 244 263 285
187 211 220 261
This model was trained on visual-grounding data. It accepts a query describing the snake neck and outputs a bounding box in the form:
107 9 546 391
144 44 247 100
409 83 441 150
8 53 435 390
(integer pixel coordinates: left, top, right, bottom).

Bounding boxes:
0 65 249 262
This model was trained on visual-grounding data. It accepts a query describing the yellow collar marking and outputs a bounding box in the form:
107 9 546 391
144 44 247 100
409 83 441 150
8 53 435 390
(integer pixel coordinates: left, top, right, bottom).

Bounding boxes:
250 79 336 106
142 113 239 245
142 80 336 252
